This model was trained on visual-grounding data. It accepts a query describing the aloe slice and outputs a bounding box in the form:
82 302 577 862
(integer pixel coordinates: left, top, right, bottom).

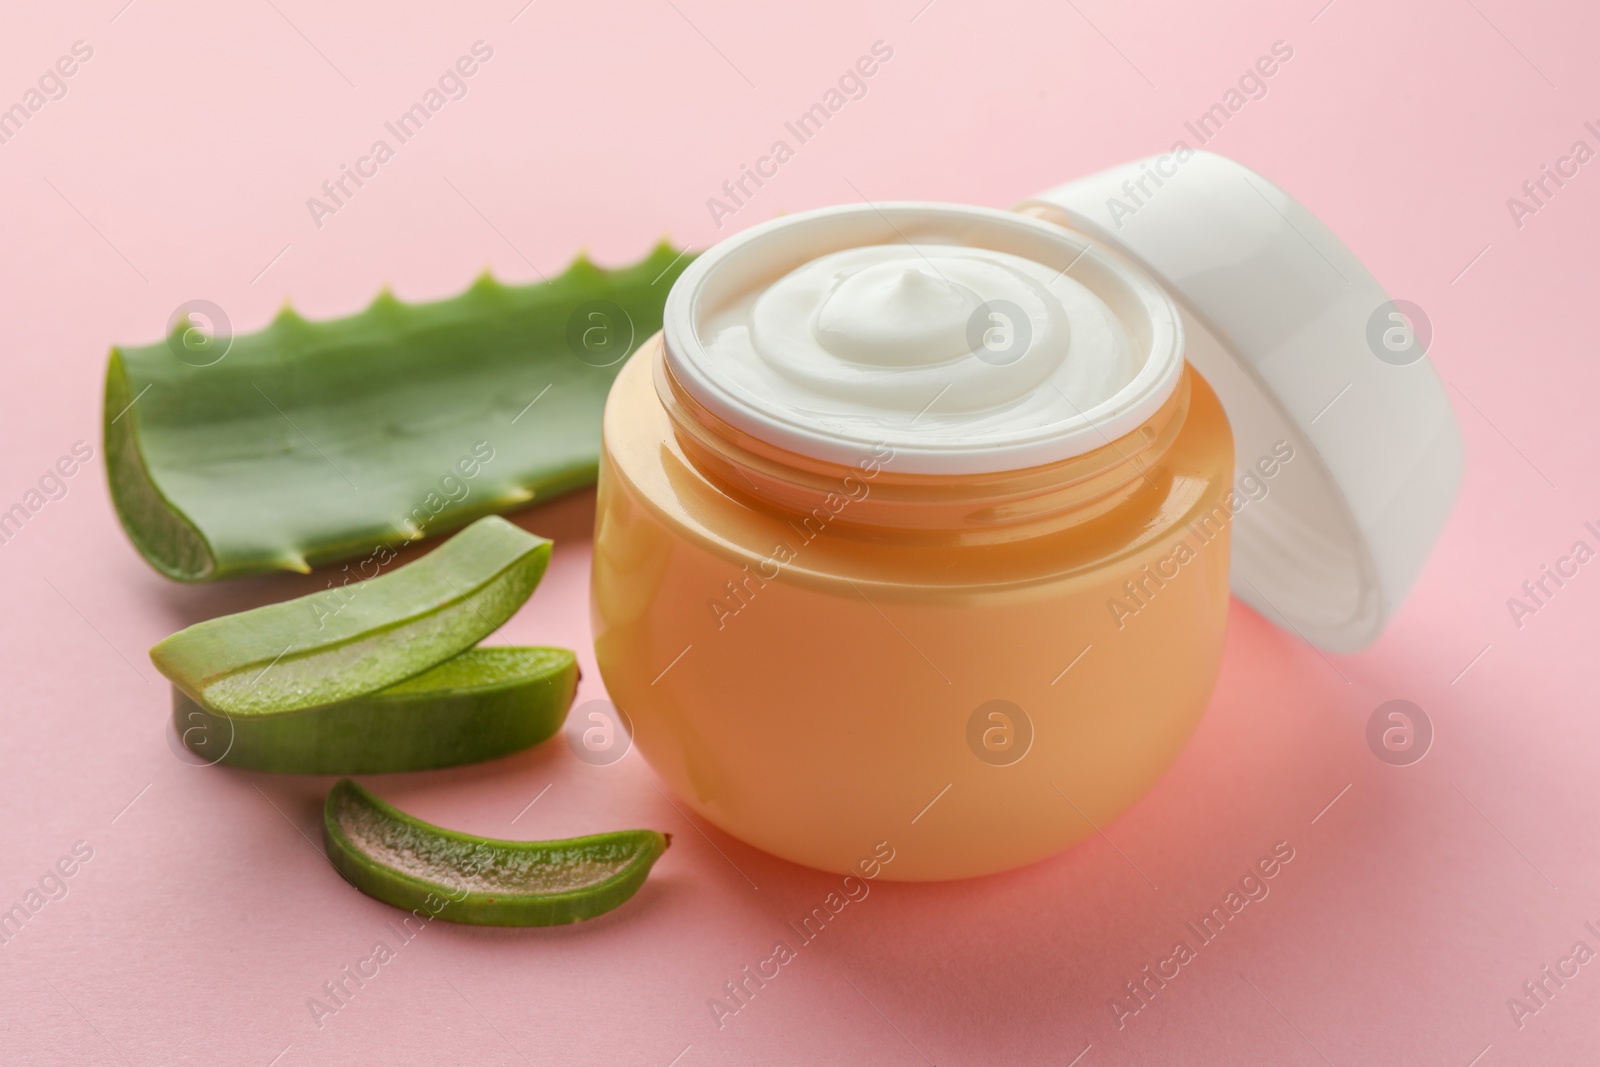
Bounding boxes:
150 517 549 716
323 779 669 926
105 244 694 582
173 646 577 773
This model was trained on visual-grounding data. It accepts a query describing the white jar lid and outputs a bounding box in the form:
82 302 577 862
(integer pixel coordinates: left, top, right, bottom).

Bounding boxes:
1020 151 1462 652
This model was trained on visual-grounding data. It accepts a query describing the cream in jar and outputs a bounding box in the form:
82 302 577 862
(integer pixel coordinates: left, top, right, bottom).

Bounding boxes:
699 243 1139 453
665 204 1185 475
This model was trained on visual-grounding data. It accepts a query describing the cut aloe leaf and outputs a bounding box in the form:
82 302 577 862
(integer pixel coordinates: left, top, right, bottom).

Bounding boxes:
105 243 694 582
173 646 577 774
150 517 549 716
323 779 669 926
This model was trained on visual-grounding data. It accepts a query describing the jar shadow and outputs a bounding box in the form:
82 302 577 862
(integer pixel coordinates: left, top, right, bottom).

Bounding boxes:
671 603 1420 1057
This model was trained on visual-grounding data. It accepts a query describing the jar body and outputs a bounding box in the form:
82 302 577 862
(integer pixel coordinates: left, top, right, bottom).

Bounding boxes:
592 336 1235 880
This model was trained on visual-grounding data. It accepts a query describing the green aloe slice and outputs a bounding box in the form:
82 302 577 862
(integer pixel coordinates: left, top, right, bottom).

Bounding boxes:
172 646 578 773
105 243 694 582
323 779 670 926
150 517 549 716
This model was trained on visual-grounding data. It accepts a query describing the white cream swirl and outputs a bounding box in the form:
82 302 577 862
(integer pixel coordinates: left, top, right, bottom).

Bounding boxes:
700 244 1136 442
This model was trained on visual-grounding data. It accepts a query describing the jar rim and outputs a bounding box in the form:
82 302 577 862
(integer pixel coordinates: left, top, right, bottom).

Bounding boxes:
654 343 1196 541
662 201 1186 475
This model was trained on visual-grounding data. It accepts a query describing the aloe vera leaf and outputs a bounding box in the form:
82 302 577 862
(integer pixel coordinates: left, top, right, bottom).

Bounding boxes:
105 243 695 582
173 646 577 774
323 779 670 926
150 517 549 716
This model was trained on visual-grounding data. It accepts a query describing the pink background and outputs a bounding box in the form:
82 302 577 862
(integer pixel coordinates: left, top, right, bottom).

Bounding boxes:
2 0 1598 1063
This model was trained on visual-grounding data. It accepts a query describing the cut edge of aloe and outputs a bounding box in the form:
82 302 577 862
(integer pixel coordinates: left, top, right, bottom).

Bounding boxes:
106 349 217 581
173 646 579 774
105 242 695 583
150 516 550 717
322 779 670 927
